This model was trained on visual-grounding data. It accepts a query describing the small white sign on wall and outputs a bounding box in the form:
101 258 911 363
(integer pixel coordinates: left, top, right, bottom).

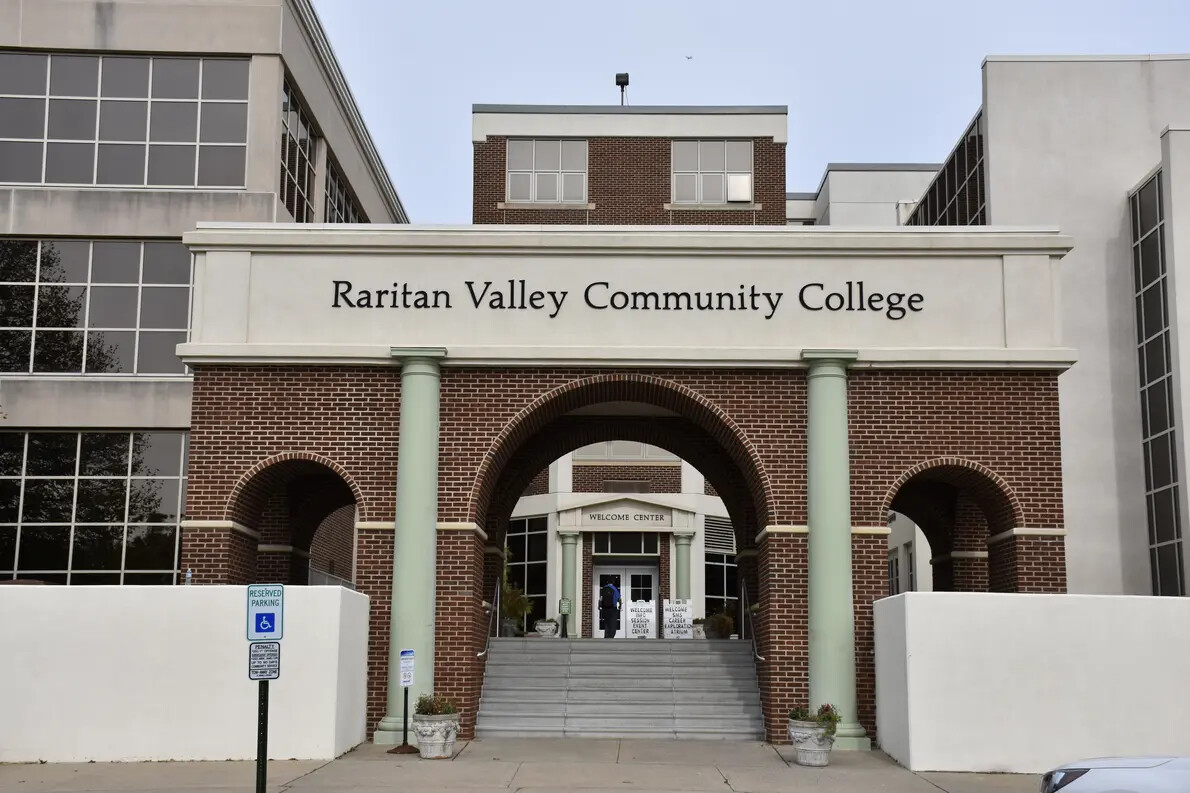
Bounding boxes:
662 599 693 639
627 600 656 639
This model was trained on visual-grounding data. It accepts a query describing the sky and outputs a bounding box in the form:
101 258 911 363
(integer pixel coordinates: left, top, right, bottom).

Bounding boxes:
312 0 1190 223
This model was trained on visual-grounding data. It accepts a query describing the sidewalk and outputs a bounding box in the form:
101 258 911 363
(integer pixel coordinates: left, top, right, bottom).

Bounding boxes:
0 738 1040 792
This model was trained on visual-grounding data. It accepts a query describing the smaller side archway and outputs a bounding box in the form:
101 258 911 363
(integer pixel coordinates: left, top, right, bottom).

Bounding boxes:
224 453 363 585
882 458 1024 592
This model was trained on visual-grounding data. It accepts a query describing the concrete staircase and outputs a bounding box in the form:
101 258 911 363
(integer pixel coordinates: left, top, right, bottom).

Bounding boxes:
476 638 764 739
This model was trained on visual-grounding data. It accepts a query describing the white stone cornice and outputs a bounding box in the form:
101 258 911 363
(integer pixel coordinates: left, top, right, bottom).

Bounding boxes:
987 527 1067 545
180 520 259 540
437 522 489 541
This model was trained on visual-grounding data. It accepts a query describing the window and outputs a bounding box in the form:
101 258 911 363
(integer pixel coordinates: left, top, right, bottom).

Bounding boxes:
704 516 738 616
572 441 679 461
593 532 658 555
705 552 738 618
672 140 753 204
280 81 317 222
888 551 901 596
906 113 985 226
0 431 186 584
0 239 190 375
324 151 366 223
905 542 915 591
0 51 247 187
505 516 547 630
604 480 649 493
506 139 587 203
1130 172 1185 596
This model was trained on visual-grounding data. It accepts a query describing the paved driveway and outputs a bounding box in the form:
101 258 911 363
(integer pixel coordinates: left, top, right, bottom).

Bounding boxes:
0 739 1041 793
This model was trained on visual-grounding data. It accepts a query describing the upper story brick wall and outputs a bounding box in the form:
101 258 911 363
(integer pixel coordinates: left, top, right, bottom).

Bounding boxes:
474 136 785 225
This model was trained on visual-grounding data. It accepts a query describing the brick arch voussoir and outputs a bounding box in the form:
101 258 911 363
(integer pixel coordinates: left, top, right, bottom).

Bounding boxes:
224 451 369 525
881 457 1024 536
468 373 774 529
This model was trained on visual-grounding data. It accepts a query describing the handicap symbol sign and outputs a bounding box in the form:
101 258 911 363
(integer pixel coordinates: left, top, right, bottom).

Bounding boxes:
247 584 284 640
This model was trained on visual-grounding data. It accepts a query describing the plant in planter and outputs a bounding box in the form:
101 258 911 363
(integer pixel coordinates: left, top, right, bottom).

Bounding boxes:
534 617 559 637
500 580 533 636
787 703 841 767
412 693 459 759
705 611 735 639
692 617 706 639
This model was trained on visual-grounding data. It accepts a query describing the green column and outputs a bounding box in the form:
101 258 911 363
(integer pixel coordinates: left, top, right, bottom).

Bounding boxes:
375 350 445 744
674 533 693 599
559 531 578 635
803 350 869 750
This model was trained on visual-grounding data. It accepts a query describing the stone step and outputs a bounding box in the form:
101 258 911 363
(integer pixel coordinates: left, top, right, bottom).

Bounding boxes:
480 689 759 706
476 638 763 741
485 653 756 666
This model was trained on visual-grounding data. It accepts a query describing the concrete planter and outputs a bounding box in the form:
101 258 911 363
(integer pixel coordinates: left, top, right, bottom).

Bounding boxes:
535 620 559 637
788 719 834 767
411 713 459 759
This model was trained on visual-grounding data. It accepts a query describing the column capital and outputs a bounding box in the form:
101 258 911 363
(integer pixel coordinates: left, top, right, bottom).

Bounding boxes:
390 347 447 366
558 531 581 545
673 532 694 546
801 349 858 378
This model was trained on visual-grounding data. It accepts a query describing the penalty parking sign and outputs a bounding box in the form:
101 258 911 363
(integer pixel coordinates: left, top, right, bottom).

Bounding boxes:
247 584 284 640
249 641 281 680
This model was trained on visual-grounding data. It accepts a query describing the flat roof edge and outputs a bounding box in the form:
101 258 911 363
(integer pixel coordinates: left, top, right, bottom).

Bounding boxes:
472 104 788 115
786 192 817 200
984 53 1190 65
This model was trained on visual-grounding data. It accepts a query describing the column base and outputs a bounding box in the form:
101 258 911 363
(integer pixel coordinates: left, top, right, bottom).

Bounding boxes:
832 722 870 751
373 717 415 746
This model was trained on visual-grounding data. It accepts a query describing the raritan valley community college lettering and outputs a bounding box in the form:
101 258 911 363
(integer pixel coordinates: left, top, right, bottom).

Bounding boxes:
330 280 925 320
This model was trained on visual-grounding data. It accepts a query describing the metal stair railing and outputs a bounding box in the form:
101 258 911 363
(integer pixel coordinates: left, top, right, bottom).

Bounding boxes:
739 579 765 662
477 579 501 658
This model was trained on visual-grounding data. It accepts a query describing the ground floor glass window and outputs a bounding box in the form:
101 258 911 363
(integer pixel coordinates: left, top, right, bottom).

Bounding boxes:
0 430 186 583
505 516 547 630
704 551 737 617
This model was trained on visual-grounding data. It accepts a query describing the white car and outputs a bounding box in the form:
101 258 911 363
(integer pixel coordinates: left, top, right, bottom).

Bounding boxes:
1041 757 1190 792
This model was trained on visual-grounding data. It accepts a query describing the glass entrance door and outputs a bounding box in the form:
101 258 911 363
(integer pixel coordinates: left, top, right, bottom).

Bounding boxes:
592 565 657 639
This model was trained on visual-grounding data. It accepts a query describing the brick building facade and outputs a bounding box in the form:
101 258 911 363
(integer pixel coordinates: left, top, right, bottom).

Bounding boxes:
181 364 1066 742
172 105 1073 748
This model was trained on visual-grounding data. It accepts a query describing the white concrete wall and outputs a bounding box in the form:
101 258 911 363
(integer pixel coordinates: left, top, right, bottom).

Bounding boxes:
983 56 1190 594
820 169 938 226
0 585 369 763
887 512 931 592
875 592 1190 773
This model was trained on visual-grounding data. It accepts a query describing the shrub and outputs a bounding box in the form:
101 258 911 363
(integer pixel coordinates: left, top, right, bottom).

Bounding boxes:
415 693 457 716
789 703 841 737
706 612 734 639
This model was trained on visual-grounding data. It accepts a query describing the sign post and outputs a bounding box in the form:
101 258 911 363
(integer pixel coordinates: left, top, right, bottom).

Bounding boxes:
246 585 284 793
388 649 418 754
558 597 572 639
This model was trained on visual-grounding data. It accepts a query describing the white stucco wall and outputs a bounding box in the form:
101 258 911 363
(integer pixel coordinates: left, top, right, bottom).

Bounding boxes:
819 168 939 227
983 56 1190 594
0 585 369 762
875 592 1190 772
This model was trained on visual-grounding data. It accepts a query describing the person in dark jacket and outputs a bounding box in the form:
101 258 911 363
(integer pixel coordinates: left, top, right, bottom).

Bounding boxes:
599 581 621 638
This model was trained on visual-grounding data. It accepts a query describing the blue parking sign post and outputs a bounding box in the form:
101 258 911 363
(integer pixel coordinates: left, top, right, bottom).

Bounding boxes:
246 585 284 793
